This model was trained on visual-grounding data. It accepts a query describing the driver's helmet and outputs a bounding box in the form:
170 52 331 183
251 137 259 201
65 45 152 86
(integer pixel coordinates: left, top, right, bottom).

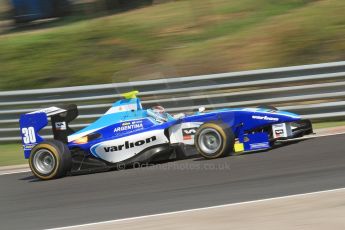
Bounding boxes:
151 105 165 114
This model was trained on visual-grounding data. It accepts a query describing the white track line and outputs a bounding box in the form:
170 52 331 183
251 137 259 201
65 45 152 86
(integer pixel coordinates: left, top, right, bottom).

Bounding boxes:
0 169 30 176
47 187 345 230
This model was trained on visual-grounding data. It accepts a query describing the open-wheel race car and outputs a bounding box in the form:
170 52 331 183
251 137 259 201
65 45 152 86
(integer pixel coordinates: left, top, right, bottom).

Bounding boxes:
19 91 313 180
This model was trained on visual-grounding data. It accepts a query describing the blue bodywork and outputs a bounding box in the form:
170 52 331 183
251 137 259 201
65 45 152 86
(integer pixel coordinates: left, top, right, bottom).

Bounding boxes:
19 95 302 161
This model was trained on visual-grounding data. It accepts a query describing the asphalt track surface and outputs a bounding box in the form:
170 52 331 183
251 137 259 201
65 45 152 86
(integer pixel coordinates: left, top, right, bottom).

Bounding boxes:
1 134 345 230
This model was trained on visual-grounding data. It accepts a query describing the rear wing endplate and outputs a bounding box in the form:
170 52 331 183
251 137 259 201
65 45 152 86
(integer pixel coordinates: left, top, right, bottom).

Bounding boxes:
19 105 78 158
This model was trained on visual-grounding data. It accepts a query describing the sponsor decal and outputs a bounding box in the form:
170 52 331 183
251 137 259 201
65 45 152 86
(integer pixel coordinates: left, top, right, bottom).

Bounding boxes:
252 115 279 121
104 136 157 152
55 122 67 130
249 142 269 149
169 122 202 144
182 128 197 140
274 129 284 137
114 120 144 132
272 123 288 138
23 144 35 150
91 129 168 163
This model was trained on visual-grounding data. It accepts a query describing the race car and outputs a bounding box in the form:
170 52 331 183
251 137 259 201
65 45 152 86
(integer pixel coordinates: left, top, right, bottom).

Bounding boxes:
19 91 313 180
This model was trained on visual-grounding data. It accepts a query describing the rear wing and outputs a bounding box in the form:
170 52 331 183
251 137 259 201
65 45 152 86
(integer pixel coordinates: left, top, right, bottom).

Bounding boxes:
19 105 78 159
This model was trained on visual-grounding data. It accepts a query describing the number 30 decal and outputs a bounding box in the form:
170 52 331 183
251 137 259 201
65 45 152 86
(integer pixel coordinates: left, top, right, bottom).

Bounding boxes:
22 127 36 144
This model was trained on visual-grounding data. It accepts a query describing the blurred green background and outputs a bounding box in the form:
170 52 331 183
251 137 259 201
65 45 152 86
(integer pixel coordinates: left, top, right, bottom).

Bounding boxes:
0 0 344 90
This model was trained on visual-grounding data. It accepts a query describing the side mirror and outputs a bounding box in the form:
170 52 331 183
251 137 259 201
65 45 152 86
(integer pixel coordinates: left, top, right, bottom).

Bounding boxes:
198 107 206 113
173 113 185 120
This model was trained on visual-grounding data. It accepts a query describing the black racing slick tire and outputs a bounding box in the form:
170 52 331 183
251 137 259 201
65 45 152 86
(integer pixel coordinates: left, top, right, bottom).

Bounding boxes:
29 140 72 180
195 122 235 159
257 105 278 111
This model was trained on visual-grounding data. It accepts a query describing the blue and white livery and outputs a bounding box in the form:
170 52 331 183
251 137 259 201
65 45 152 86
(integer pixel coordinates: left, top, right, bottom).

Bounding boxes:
19 91 313 180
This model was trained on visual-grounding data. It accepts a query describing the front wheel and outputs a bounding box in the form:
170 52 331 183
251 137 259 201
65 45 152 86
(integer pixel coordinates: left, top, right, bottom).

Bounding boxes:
29 140 71 180
195 122 235 159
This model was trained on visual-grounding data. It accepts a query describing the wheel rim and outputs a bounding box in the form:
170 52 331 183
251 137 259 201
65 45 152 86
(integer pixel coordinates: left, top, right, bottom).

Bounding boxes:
33 149 56 175
198 128 222 155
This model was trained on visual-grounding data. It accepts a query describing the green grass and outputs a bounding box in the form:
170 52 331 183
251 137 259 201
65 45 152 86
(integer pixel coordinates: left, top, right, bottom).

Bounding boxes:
0 143 26 166
0 0 344 90
312 120 345 129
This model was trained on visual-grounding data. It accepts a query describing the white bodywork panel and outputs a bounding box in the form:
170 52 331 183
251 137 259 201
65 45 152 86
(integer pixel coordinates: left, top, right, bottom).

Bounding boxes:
105 103 138 115
272 123 292 139
91 129 169 163
169 122 203 145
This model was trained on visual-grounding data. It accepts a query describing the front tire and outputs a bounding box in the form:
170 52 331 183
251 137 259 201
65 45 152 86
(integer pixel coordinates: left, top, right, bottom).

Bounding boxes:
29 140 71 180
195 122 235 159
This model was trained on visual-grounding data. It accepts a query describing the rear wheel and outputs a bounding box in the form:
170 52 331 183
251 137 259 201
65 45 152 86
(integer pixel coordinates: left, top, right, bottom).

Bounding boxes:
29 140 71 180
195 123 235 159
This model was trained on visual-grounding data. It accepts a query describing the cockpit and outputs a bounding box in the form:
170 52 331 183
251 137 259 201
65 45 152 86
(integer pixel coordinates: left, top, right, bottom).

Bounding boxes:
147 105 175 123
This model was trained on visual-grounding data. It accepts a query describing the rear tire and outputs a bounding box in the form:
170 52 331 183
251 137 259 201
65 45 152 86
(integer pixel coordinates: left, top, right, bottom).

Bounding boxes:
195 122 235 159
29 140 71 180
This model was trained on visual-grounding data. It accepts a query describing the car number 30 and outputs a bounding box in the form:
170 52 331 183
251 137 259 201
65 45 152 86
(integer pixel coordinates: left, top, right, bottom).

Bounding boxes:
22 127 36 144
